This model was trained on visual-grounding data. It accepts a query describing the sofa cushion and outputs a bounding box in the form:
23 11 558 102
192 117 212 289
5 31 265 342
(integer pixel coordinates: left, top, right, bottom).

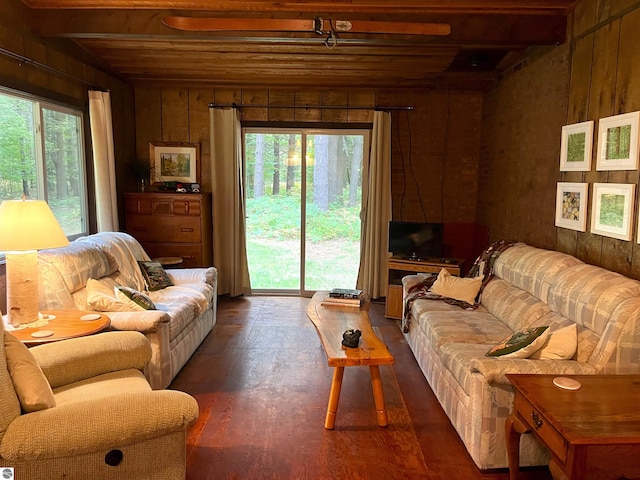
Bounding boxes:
481 278 552 332
39 242 111 295
413 305 513 351
486 326 549 358
493 244 583 303
430 269 483 305
548 263 640 336
4 332 56 412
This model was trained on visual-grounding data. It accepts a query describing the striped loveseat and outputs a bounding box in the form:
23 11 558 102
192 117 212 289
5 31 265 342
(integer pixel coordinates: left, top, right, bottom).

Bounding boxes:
36 231 217 389
402 243 640 470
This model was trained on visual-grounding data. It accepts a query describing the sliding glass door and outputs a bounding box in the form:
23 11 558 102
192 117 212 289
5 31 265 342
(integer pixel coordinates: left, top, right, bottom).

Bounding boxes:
244 128 369 294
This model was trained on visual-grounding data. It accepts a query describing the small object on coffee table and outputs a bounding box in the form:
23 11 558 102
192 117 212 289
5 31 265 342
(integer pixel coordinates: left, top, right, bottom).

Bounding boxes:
342 329 362 348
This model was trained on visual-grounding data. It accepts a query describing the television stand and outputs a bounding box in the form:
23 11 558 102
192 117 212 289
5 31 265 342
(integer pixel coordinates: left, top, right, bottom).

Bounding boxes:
385 256 464 319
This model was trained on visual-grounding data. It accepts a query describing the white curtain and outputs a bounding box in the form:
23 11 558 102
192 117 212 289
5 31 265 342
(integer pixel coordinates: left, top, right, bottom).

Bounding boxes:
88 90 119 231
209 107 251 296
357 110 392 299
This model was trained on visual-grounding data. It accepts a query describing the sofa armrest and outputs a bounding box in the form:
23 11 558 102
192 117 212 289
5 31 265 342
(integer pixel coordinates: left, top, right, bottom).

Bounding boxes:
30 331 152 389
104 310 171 333
0 390 198 461
469 357 598 385
167 267 217 288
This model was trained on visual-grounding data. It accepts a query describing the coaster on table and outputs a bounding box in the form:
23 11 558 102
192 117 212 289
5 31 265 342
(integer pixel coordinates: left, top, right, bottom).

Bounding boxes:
31 330 54 338
553 376 581 390
80 313 102 321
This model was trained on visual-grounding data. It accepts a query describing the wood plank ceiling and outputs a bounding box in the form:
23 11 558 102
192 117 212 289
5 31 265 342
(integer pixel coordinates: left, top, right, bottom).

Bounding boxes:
21 0 581 89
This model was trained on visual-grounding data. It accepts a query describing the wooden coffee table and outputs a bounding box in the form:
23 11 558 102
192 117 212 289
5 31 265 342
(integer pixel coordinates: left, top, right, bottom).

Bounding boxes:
307 291 394 429
506 374 640 480
5 310 111 346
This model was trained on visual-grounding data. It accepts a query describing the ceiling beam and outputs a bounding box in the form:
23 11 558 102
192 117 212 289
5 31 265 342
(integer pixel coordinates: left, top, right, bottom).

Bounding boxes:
20 0 580 15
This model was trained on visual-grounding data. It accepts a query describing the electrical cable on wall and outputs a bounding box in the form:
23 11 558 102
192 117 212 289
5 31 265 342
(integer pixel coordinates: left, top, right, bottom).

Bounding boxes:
394 110 407 220
405 109 427 221
441 88 451 222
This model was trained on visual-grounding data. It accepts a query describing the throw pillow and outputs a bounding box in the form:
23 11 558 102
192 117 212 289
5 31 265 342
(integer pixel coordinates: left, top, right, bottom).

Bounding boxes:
4 332 56 412
529 324 577 360
86 278 132 312
430 268 484 305
115 286 156 310
138 261 174 291
486 326 550 358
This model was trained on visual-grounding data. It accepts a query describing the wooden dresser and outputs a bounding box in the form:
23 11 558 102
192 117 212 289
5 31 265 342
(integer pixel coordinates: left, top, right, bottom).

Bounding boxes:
124 192 212 268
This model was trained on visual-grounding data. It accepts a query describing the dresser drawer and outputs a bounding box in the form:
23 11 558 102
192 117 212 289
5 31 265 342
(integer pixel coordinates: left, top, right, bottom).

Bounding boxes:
127 216 201 243
514 394 567 462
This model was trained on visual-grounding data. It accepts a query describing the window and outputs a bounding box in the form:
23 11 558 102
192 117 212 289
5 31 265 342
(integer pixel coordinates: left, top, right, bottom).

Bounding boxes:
0 88 88 238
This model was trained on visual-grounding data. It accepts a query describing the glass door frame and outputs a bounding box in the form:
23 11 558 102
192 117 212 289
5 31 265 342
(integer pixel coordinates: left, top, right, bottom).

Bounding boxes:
242 126 370 297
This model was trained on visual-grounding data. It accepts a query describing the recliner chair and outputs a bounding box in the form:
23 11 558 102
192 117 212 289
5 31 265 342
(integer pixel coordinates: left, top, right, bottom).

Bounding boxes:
0 319 198 479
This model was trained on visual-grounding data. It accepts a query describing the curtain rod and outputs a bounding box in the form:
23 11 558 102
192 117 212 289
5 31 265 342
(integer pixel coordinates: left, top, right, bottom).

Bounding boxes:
209 102 413 111
0 47 105 90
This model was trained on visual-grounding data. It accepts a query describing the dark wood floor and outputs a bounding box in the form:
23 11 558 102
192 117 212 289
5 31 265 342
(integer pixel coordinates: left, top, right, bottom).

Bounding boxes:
170 295 552 479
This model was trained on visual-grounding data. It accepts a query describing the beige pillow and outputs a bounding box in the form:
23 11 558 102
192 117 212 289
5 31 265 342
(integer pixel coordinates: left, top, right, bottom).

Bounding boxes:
529 324 577 360
4 332 56 412
430 268 484 305
86 278 138 312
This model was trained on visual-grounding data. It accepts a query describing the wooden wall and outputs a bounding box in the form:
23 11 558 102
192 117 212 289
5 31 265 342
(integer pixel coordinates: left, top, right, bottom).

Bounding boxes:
133 87 484 226
479 0 640 278
0 0 136 312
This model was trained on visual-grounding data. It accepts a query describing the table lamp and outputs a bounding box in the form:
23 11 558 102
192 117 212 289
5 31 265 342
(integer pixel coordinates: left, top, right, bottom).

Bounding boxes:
0 197 69 329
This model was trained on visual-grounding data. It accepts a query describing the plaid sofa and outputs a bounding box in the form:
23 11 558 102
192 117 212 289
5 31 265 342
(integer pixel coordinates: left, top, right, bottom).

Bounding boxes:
37 232 217 389
402 243 640 469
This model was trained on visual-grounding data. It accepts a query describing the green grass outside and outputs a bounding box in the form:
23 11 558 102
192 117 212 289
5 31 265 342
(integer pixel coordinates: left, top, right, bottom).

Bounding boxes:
246 195 361 290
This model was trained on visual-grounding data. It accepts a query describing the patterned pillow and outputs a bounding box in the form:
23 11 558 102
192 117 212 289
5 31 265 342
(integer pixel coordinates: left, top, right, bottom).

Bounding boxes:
486 326 549 358
138 261 174 291
115 286 156 310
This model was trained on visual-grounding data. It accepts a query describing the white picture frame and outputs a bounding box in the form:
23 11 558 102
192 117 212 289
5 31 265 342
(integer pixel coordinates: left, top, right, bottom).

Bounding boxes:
591 183 635 241
596 111 640 171
560 121 594 171
555 182 588 231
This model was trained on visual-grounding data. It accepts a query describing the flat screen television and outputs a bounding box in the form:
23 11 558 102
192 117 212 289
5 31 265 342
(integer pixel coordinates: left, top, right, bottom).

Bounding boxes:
388 221 444 260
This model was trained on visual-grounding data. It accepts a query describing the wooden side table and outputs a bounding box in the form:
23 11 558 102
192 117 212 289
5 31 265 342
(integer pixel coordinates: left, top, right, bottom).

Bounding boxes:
5 310 110 346
506 374 640 480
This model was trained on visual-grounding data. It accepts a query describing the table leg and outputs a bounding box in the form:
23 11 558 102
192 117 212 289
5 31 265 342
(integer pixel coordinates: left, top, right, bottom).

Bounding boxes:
505 413 530 480
369 365 388 427
325 366 344 429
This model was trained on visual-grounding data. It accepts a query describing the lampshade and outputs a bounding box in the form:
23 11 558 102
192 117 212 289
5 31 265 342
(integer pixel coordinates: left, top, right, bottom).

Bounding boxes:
0 199 69 251
0 198 69 329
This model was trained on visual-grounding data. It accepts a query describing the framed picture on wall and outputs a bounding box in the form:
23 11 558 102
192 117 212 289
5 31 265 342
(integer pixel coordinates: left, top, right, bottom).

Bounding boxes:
595 111 640 171
560 121 594 171
555 182 588 231
149 142 200 185
590 183 635 241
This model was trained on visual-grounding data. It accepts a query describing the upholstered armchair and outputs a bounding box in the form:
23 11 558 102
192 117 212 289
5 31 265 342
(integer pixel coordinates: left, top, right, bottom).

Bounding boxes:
0 321 199 479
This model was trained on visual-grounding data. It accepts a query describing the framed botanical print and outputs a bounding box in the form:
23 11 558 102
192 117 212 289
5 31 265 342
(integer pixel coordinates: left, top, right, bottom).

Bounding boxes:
596 111 640 171
555 182 588 231
590 183 635 241
560 121 593 171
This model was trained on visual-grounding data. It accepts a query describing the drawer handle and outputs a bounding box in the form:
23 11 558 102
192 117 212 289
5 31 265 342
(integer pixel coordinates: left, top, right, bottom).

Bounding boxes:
531 412 543 429
182 255 195 259
180 228 194 232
